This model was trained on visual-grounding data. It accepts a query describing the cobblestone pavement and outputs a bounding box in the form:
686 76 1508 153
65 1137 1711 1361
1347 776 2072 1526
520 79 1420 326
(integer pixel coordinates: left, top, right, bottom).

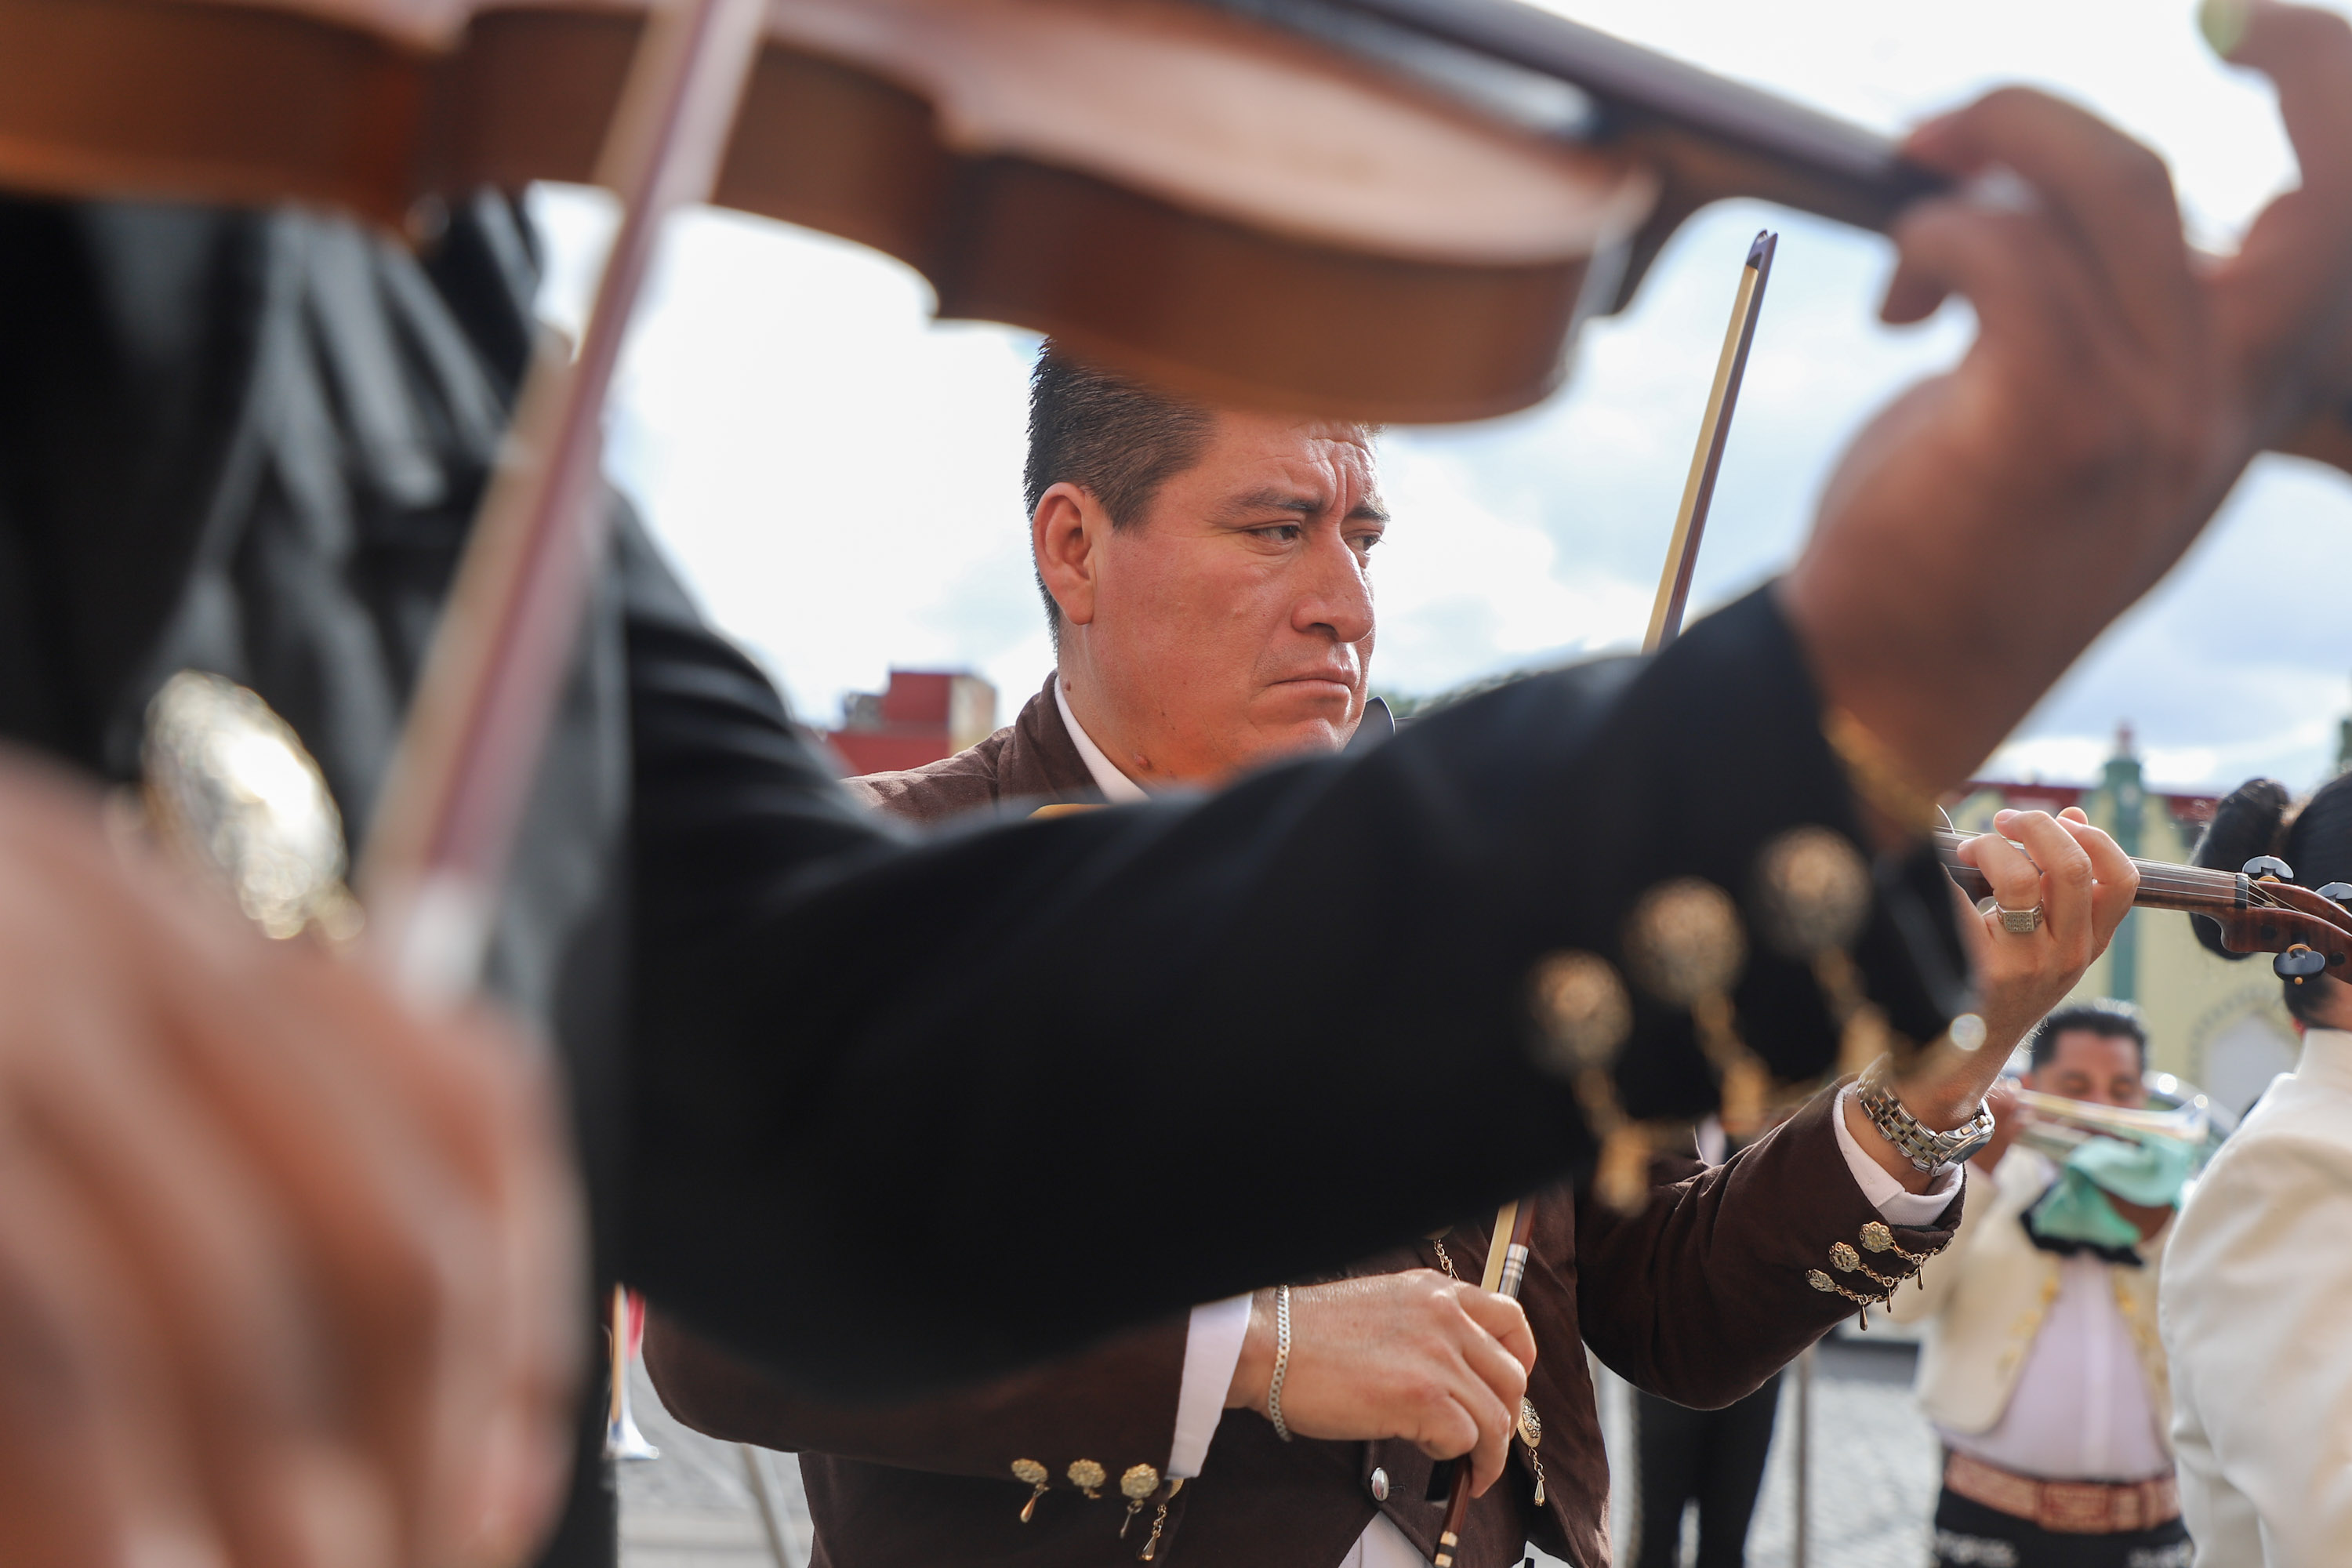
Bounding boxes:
619 1337 1940 1568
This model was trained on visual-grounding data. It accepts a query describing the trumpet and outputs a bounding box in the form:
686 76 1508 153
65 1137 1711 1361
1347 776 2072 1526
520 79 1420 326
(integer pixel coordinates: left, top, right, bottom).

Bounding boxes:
2005 1081 2222 1174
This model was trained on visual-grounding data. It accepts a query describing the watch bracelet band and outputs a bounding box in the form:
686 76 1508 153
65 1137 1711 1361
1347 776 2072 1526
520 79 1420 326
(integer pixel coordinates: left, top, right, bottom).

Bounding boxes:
1856 1058 1993 1172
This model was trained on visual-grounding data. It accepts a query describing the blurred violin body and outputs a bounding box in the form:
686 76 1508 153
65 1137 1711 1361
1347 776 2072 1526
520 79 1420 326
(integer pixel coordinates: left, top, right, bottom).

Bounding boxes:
0 0 1657 423
5 0 2348 460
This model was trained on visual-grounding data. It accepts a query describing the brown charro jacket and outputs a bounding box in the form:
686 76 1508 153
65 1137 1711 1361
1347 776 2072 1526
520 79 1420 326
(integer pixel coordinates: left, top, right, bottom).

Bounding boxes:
646 673 1965 1568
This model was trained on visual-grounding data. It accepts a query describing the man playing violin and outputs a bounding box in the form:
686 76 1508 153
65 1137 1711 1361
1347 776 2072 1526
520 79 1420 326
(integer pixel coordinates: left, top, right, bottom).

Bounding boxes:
0 3 2349 1566
642 350 2136 1568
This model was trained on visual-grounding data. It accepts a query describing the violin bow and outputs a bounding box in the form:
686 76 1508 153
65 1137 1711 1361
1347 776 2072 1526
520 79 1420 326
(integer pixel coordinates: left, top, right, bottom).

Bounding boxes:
1425 234 1780 1515
346 0 767 1437
1646 229 1777 654
355 0 768 1000
1425 1196 1537 1563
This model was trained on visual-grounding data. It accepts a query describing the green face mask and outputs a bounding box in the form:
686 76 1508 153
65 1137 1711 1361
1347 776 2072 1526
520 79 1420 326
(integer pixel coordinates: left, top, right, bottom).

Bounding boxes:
2023 1131 2194 1254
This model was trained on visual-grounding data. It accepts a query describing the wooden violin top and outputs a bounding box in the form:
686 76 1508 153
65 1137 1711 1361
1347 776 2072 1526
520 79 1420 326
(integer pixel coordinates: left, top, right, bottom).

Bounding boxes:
0 0 1657 421
5 0 2348 456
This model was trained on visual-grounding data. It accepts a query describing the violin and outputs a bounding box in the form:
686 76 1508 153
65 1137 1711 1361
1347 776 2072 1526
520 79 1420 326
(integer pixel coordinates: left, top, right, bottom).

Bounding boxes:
0 0 1657 423
6 0 2350 462
1935 827 2352 978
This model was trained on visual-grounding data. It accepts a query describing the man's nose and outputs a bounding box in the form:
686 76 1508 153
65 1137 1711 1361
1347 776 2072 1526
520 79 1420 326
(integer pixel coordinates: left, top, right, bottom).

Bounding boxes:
1293 533 1374 644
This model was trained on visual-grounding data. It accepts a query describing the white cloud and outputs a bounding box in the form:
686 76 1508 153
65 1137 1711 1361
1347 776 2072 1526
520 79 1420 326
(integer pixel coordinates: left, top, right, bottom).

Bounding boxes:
532 190 1048 725
1982 735 2114 787
533 1 2352 789
1367 443 1651 691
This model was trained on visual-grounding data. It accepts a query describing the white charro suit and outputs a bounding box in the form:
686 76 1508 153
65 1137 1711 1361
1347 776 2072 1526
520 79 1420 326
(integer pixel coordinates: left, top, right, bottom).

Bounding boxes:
2161 1027 2352 1566
1890 1147 2171 1447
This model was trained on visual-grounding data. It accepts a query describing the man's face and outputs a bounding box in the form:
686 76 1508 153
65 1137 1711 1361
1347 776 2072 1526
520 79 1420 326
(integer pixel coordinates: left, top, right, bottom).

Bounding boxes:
2026 1030 2146 1109
1043 411 1384 785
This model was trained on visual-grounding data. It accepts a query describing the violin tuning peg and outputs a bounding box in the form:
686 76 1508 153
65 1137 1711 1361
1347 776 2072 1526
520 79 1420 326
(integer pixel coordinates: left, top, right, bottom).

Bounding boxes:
2274 945 2328 982
2244 855 2296 881
2316 882 2352 906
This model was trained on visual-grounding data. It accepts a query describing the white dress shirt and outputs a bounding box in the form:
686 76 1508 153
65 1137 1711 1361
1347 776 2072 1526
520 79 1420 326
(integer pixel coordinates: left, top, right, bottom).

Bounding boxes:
1940 1250 2169 1480
2164 1027 2352 1566
1058 681 1964 1562
1054 678 1149 804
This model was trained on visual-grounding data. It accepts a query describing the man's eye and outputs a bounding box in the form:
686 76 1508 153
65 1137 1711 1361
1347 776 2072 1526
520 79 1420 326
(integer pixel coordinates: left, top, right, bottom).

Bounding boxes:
1252 524 1303 543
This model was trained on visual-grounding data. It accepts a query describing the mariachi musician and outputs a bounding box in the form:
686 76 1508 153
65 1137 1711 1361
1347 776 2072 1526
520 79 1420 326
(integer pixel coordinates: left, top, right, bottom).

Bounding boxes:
640 350 2129 1568
0 2 2350 1566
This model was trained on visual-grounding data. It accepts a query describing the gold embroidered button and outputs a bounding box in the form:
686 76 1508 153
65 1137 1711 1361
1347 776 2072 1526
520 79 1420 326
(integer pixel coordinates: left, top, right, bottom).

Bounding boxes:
1807 1269 1837 1292
1754 827 1871 959
1624 880 1747 1005
1068 1460 1106 1498
1830 1241 1862 1272
1121 1465 1160 1501
1528 951 1633 1076
1859 1221 1896 1253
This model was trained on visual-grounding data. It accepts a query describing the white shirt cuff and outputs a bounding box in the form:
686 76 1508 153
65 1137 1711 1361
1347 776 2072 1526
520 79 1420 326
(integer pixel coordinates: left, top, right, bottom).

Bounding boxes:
1171 1294 1252 1479
1834 1083 1965 1229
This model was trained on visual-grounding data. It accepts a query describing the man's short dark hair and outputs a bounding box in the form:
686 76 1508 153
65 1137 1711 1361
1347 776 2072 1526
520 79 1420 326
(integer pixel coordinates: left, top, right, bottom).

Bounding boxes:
2027 1001 2148 1072
1025 345 1213 643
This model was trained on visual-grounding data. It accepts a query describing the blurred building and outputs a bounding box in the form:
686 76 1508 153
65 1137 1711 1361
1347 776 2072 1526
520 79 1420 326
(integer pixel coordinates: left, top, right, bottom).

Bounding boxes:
826 670 998 775
1947 725 2297 1116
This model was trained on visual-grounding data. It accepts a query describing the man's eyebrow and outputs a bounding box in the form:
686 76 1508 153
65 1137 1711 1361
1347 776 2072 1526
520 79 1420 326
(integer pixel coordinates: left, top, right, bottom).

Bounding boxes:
1221 489 1390 524
1224 489 1321 518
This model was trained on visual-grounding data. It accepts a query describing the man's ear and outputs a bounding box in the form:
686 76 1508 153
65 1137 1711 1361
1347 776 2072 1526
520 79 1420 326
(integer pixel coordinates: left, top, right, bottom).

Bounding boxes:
1033 482 1105 629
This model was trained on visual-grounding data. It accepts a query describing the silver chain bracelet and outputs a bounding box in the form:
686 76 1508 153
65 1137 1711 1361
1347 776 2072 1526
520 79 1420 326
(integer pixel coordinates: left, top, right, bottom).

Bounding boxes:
1267 1283 1294 1442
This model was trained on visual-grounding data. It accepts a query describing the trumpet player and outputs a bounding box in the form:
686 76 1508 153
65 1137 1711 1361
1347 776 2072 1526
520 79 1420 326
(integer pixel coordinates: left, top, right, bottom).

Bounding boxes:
1891 1003 2190 1568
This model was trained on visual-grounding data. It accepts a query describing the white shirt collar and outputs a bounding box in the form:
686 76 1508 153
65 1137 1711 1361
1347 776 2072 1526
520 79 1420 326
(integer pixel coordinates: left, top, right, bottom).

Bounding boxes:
1053 675 1149 804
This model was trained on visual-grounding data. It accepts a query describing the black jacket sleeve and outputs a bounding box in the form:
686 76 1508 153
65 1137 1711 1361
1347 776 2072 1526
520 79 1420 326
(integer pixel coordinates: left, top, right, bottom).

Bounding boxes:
619 545 1969 1397
0 191 1969 1406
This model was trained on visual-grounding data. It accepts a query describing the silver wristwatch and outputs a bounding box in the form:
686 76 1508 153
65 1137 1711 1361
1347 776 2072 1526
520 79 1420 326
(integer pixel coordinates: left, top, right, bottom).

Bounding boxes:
1855 1061 1994 1172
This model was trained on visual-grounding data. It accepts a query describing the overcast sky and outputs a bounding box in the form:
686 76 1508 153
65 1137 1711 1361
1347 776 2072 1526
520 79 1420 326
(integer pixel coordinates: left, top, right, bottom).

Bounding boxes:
533 0 2352 797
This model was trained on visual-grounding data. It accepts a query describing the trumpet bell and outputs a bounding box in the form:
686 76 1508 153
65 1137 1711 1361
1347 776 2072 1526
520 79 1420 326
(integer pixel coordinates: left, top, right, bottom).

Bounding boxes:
2009 1075 2228 1175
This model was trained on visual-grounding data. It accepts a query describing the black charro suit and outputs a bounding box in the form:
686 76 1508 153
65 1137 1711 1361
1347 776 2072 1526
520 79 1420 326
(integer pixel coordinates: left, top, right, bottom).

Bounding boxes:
0 196 1969 1564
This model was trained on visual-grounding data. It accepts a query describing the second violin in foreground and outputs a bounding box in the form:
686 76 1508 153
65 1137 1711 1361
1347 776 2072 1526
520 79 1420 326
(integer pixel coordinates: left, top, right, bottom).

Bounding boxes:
1935 828 2352 982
